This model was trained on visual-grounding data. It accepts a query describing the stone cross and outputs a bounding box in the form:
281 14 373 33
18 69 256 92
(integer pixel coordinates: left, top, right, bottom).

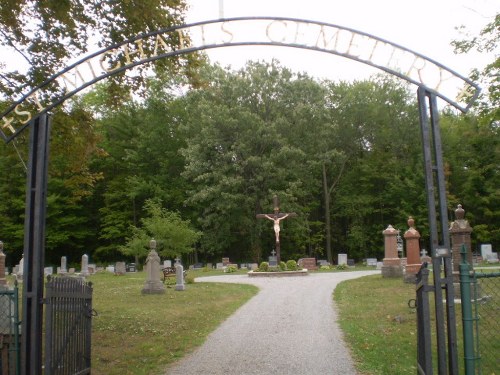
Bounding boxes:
421 249 428 257
256 195 297 263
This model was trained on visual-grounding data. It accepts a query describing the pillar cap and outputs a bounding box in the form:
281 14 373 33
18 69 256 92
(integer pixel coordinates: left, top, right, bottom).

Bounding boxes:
455 204 465 220
383 224 398 235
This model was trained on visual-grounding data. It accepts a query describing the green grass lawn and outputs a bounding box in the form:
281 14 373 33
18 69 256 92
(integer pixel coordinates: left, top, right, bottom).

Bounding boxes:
334 275 418 374
89 271 258 375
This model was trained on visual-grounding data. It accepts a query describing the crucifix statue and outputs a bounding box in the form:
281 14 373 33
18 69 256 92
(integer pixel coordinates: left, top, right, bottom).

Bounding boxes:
256 195 297 263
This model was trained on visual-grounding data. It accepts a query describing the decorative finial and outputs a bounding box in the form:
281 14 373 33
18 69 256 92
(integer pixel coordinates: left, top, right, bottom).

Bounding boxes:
455 204 465 220
407 216 415 228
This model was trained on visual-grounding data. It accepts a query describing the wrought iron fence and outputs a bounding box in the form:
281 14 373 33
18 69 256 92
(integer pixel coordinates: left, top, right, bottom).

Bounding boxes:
44 276 93 375
0 283 20 375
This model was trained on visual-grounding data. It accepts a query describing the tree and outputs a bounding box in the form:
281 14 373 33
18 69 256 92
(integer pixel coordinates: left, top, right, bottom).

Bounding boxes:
0 0 204 102
119 199 200 265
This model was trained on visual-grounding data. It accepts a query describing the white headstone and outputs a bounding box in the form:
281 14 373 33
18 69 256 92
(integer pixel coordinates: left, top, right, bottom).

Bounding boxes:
106 265 115 273
60 256 68 274
44 266 53 276
338 254 348 266
163 260 172 268
376 262 383 270
175 263 186 291
115 262 126 275
81 254 89 276
481 244 493 258
366 258 377 266
142 249 165 294
216 263 224 269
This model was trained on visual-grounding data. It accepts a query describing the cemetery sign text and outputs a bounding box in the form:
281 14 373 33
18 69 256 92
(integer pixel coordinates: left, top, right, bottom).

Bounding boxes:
0 17 480 143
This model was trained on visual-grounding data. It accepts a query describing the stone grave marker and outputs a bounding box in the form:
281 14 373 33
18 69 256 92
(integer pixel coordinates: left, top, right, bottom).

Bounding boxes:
268 249 278 266
106 265 114 273
249 263 259 271
298 258 317 270
366 258 377 266
163 260 172 268
115 262 126 275
175 258 186 291
216 263 224 269
81 254 89 277
338 254 348 266
480 244 493 259
222 257 230 266
44 267 53 276
59 256 68 274
142 239 165 294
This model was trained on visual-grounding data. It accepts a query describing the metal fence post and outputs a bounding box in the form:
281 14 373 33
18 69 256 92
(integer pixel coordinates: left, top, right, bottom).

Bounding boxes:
459 244 475 374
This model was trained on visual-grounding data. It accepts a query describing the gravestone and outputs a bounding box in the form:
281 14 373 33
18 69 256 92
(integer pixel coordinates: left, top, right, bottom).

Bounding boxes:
115 262 126 275
216 263 224 269
17 255 24 281
106 265 115 273
347 259 355 266
68 268 75 274
88 264 96 274
298 258 317 270
81 254 89 277
249 263 259 271
268 249 278 267
485 253 499 263
222 257 230 266
175 259 186 291
337 254 348 266
366 258 377 267
206 263 213 269
480 244 492 259
0 241 6 286
44 267 53 276
163 260 172 268
142 239 165 294
318 259 329 266
59 256 68 274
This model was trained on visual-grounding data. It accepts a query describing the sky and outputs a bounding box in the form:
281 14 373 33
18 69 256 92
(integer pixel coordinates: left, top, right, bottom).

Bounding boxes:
185 0 498 83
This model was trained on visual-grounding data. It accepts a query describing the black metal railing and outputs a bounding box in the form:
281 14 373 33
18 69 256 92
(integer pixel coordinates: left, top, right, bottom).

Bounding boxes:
44 276 93 375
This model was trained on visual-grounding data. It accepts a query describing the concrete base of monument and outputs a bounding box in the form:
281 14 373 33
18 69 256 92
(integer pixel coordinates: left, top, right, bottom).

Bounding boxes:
247 269 309 277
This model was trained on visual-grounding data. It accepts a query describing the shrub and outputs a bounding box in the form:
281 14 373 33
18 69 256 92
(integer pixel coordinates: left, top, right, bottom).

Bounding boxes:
286 260 298 271
185 274 195 284
320 265 331 270
336 264 348 270
225 265 237 273
258 262 269 272
279 261 286 271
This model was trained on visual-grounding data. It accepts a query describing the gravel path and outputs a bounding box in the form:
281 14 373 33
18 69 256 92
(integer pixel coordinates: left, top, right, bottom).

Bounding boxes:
165 270 379 375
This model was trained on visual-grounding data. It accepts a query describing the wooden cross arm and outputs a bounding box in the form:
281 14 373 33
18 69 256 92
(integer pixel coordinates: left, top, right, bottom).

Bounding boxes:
256 214 271 219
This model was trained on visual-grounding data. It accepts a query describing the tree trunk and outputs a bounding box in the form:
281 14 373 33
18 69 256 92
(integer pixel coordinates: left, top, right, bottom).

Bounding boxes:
322 163 333 264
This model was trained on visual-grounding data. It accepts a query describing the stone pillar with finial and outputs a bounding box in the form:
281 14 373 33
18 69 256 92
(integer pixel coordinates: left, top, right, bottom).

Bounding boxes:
403 217 421 283
449 204 472 283
142 238 165 294
0 241 6 286
382 225 403 277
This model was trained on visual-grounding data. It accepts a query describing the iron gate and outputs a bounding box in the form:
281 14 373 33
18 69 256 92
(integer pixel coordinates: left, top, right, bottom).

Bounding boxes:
0 283 20 375
44 276 93 375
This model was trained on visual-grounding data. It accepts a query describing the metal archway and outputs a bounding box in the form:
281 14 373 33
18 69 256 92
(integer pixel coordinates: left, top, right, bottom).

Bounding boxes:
1 17 477 374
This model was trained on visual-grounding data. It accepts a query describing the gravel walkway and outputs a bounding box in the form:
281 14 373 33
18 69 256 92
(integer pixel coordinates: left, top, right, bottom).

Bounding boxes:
165 270 379 375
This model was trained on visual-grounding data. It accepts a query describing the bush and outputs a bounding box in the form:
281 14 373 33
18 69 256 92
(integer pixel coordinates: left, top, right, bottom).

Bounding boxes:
320 265 331 270
258 262 269 272
286 260 298 271
279 261 286 271
185 274 195 284
336 264 348 270
225 265 237 273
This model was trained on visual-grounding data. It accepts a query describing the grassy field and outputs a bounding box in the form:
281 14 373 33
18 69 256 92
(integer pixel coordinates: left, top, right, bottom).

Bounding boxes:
89 271 258 374
334 275 418 374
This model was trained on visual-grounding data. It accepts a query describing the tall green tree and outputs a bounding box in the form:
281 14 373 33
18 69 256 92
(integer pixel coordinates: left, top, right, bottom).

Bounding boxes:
119 199 200 265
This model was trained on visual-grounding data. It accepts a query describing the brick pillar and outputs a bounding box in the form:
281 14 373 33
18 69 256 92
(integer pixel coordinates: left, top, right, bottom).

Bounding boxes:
382 225 403 277
450 204 472 282
0 241 6 286
404 217 421 283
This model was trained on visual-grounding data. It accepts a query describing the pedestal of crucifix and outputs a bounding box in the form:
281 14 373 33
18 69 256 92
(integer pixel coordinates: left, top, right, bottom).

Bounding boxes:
256 195 297 264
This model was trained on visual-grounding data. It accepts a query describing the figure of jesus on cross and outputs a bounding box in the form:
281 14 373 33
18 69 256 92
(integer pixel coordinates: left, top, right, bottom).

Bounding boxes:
256 195 297 263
